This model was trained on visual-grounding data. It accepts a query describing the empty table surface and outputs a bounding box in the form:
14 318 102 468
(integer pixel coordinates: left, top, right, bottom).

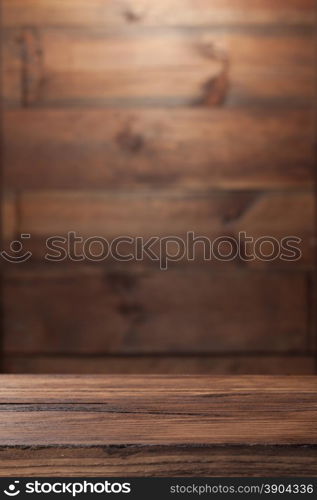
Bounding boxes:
0 375 316 476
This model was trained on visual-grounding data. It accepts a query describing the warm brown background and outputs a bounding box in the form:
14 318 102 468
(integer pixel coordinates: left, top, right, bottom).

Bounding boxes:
1 0 316 374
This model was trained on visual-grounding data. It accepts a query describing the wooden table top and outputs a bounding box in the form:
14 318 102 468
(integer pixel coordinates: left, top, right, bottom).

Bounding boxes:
0 375 316 477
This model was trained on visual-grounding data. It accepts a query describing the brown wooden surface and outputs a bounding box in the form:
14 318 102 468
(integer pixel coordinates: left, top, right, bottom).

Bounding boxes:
3 28 315 107
2 0 316 375
3 355 315 375
1 445 317 477
3 267 309 355
4 109 314 190
0 375 316 476
2 32 21 108
3 0 314 27
5 190 312 268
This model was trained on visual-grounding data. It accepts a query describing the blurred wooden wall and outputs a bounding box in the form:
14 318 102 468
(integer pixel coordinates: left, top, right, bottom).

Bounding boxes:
1 0 316 374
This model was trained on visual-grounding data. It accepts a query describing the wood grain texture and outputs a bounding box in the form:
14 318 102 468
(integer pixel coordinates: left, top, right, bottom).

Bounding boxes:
3 0 314 27
1 411 316 446
16 191 314 237
4 109 314 190
1 445 317 477
2 375 317 402
3 355 315 375
3 28 315 107
8 190 314 268
2 0 316 377
1 374 316 475
0 376 316 478
3 267 309 355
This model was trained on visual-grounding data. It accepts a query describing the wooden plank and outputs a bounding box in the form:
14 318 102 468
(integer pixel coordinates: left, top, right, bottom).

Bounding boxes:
4 28 314 107
12 191 315 267
4 109 314 190
3 267 309 354
3 355 315 375
0 445 316 477
18 191 314 238
2 31 22 107
3 0 315 28
0 376 316 448
0 376 316 476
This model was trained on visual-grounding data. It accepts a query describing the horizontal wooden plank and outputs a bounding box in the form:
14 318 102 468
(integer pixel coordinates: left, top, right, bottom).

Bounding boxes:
3 267 309 355
0 376 316 447
3 355 315 375
19 191 314 237
5 444 317 477
2 194 17 241
4 109 314 190
9 191 314 267
1 445 317 477
2 375 317 403
3 28 314 107
3 0 315 27
0 375 316 476
231 191 315 268
12 412 315 447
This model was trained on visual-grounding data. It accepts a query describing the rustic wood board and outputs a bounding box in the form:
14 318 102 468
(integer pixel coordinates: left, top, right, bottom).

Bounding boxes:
1 0 316 377
0 376 316 476
3 355 315 375
3 190 313 268
15 191 314 239
1 445 317 477
4 109 314 190
3 267 309 354
0 446 317 477
3 0 314 28
3 26 315 107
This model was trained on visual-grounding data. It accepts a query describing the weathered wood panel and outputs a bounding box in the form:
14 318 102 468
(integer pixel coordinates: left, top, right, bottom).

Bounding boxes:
0 376 316 476
3 355 315 375
3 267 309 354
0 376 316 447
4 109 314 190
18 191 314 239
1 445 316 477
232 192 315 268
11 191 314 267
2 0 316 376
17 191 259 236
3 28 314 107
2 375 317 401
3 0 314 28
